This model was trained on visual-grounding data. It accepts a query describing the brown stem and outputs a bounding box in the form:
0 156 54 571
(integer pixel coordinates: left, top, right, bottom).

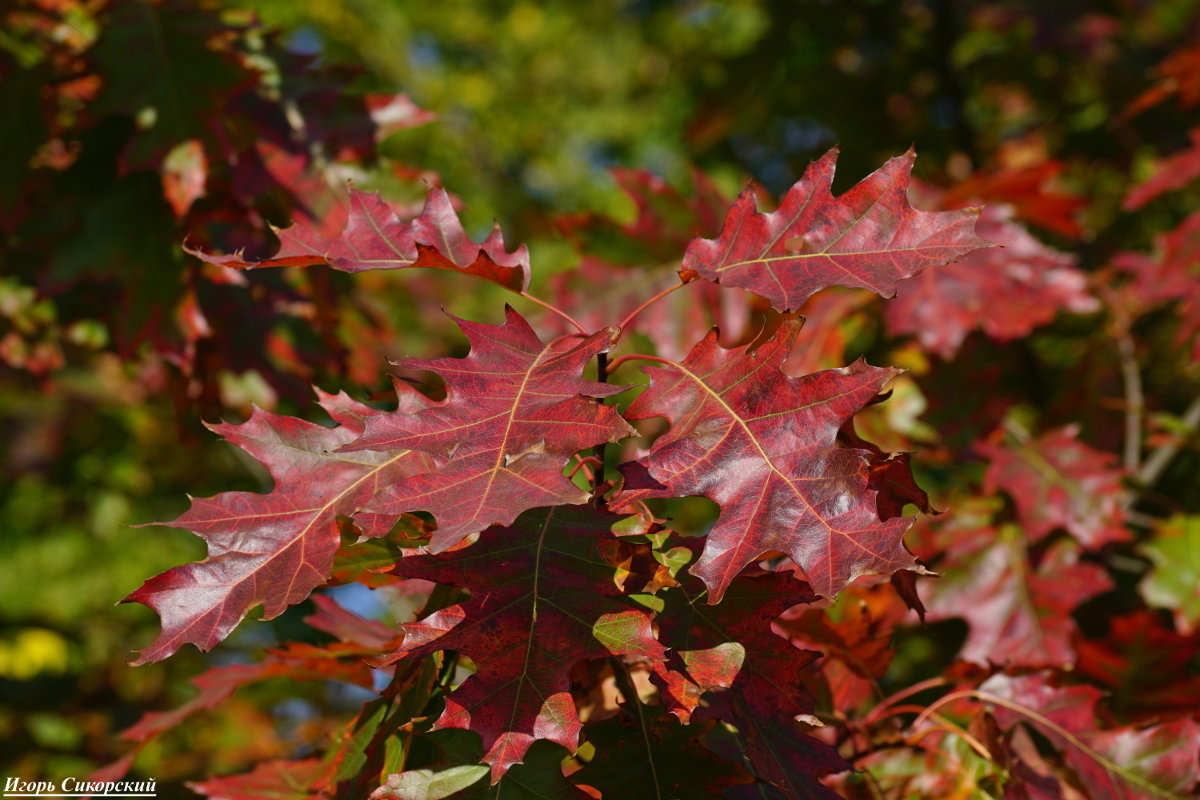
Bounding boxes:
1104 289 1145 473
519 290 589 335
1135 394 1200 499
612 279 693 343
592 351 609 492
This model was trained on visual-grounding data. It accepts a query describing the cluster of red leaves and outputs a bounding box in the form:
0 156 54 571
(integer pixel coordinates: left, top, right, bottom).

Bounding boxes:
113 129 1200 797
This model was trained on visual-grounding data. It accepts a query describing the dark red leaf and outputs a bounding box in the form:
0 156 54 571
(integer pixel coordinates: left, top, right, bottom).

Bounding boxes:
682 148 990 311
981 672 1200 799
1075 611 1200 718
188 185 530 292
344 307 634 552
1124 128 1200 210
124 389 434 663
922 530 1111 667
121 636 379 746
940 161 1085 238
373 506 667 781
886 204 1097 359
650 568 847 796
1114 211 1200 360
571 707 755 798
615 318 924 601
189 758 333 800
978 426 1128 548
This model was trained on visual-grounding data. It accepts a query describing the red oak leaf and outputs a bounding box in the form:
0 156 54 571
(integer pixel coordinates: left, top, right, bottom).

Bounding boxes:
189 758 333 800
373 506 667 781
571 707 754 798
614 318 923 601
187 185 530 292
343 307 635 552
886 204 1097 359
120 639 378 746
1125 45 1200 116
1114 210 1200 360
681 148 990 311
940 161 1085 238
978 425 1128 548
981 672 1200 799
1075 611 1200 718
651 567 847 797
777 581 912 712
124 389 434 664
1124 128 1200 210
921 528 1111 667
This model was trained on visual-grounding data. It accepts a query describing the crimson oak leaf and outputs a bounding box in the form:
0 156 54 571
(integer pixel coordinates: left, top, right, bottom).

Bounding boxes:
124 390 435 664
922 528 1111 667
981 672 1200 799
188 185 530 292
572 707 755 799
373 506 668 781
614 317 924 601
189 758 333 800
978 425 1128 548
1124 127 1200 210
343 307 635 552
652 568 847 797
682 148 990 311
886 203 1097 359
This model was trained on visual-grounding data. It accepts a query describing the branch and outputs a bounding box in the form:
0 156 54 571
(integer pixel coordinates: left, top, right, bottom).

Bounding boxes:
519 290 589 335
1135 394 1200 496
612 277 694 344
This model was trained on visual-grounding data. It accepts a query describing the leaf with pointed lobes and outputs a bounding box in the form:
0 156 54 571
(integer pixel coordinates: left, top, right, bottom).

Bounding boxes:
342 307 635 553
371 506 667 782
1114 210 1200 361
187 184 530 292
978 425 1128 549
189 758 333 800
651 567 847 797
1125 128 1200 210
571 706 755 799
1125 44 1200 117
885 203 1098 359
921 525 1111 668
980 672 1200 799
940 160 1085 238
614 317 924 602
120 635 379 746
123 388 436 664
681 147 990 311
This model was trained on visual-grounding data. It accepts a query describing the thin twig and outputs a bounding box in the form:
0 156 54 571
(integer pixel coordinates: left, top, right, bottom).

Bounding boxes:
612 279 692 343
1135 394 1200 496
592 351 609 492
519 290 589 335
1106 290 1145 473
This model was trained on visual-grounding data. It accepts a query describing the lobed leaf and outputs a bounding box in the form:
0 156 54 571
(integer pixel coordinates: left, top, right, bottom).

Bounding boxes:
886 203 1097 359
188 185 531 292
124 390 434 663
978 425 1128 548
344 307 635 552
615 317 923 601
373 506 667 781
651 567 847 796
682 148 990 311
